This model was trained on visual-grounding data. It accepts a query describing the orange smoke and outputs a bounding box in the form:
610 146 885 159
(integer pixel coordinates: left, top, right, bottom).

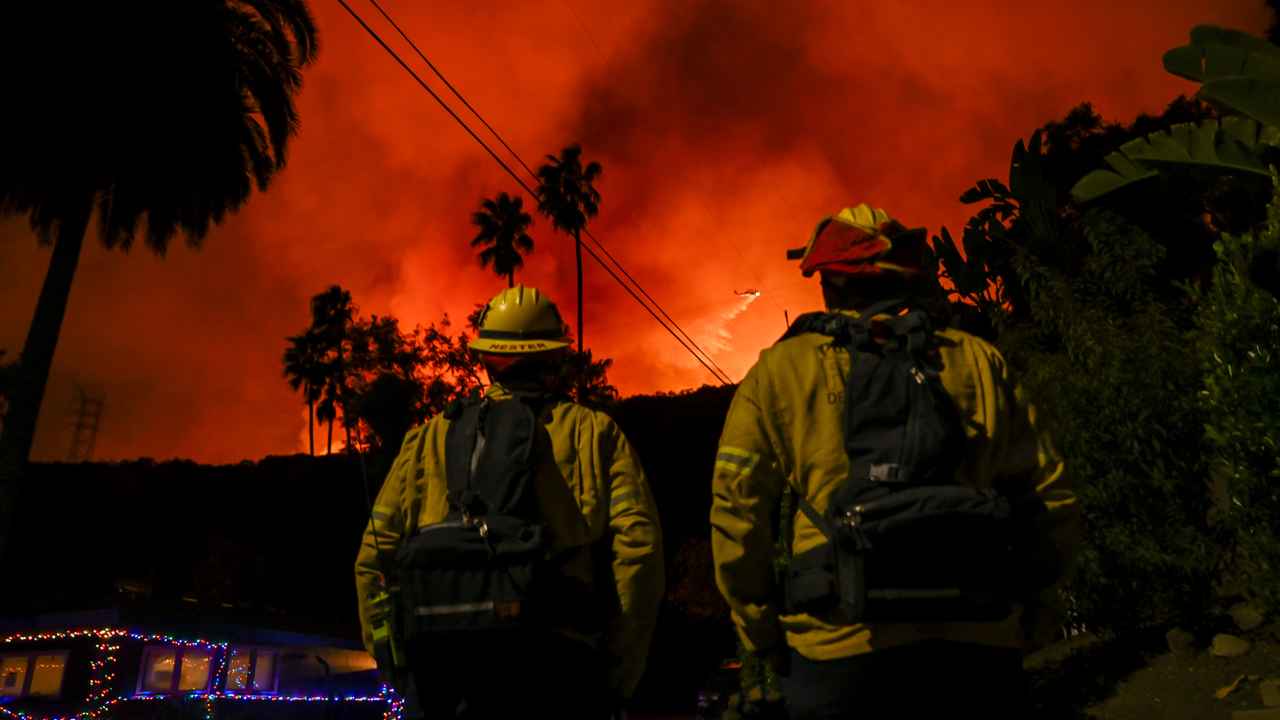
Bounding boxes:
0 0 1270 463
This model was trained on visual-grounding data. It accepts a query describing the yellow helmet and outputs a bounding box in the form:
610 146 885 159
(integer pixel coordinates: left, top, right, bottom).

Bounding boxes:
469 285 571 354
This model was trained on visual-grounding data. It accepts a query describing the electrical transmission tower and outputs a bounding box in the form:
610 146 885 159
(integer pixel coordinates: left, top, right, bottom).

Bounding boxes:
67 388 106 462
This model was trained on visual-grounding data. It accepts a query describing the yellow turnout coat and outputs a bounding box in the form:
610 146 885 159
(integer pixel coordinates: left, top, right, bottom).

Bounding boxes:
355 382 664 698
710 314 1080 661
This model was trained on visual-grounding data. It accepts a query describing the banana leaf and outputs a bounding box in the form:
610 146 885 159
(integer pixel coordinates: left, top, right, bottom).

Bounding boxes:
1162 24 1280 128
1069 117 1280 204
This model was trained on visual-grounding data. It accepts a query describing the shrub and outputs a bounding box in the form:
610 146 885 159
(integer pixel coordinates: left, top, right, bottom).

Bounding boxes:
1192 179 1280 610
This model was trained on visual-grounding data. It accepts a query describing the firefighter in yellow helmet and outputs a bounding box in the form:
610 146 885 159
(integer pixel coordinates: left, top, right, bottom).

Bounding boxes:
710 206 1080 719
355 286 663 720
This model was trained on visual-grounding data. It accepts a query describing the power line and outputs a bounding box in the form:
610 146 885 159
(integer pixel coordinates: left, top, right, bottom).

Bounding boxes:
364 0 733 382
580 226 733 382
334 0 733 385
334 0 530 194
364 0 536 179
560 0 788 320
351 0 732 386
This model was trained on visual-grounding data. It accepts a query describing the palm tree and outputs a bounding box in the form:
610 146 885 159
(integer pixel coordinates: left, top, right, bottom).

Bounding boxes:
536 144 602 351
309 285 355 454
471 192 534 288
0 0 319 562
283 330 326 456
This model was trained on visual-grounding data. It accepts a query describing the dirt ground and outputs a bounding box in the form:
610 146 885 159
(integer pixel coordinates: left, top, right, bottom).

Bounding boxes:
1028 622 1280 719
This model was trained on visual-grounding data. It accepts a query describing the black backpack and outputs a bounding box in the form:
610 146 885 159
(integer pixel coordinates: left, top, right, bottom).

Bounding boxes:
394 392 589 636
780 299 1013 623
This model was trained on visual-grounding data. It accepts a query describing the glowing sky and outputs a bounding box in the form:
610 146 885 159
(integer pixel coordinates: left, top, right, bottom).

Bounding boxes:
0 0 1270 463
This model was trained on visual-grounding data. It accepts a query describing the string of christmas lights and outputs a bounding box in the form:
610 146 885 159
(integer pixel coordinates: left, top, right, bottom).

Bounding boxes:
0 629 398 720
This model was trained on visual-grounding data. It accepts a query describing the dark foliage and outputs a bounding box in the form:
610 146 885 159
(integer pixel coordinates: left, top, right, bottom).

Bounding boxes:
0 0 318 565
536 143 602 352
282 330 325 456
930 103 1235 631
1192 185 1280 610
342 313 483 486
551 348 620 412
0 0 318 249
0 385 744 713
1041 98 1271 300
0 454 368 637
470 192 534 287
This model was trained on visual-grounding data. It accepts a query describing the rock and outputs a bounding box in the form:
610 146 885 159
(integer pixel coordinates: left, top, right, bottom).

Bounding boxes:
722 711 744 720
1212 633 1254 658
741 702 760 715
746 686 764 703
1262 679 1280 708
1166 627 1196 657
1232 603 1268 632
765 688 782 703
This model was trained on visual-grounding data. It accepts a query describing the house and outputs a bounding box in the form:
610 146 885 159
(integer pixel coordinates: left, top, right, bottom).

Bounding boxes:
0 608 397 720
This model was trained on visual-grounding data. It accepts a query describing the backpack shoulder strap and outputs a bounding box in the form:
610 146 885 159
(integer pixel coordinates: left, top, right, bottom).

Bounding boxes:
882 308 932 357
443 397 488 518
775 298 908 348
776 312 872 349
793 489 834 540
506 389 569 417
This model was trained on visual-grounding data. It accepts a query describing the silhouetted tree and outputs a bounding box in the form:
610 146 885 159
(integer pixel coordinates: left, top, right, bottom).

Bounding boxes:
310 285 355 454
282 330 325 456
536 144 602 352
930 115 1229 632
471 192 534 287
0 0 318 562
553 348 619 412
343 313 483 480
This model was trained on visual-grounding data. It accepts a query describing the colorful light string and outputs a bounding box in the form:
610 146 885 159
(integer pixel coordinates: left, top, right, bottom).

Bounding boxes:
0 629 398 720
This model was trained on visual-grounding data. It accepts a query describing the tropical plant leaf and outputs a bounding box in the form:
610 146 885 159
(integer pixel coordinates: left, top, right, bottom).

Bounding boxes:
1163 44 1206 82
1163 24 1280 130
1070 117 1280 203
1201 77 1280 130
960 179 1012 204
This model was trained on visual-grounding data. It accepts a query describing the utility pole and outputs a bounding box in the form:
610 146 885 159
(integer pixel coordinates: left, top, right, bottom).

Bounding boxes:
67 388 105 462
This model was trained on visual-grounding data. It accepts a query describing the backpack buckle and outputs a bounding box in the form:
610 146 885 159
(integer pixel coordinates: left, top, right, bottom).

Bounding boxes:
868 463 902 482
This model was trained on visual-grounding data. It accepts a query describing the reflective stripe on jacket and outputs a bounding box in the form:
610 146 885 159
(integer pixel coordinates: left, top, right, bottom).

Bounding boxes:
354 382 664 699
710 317 1080 661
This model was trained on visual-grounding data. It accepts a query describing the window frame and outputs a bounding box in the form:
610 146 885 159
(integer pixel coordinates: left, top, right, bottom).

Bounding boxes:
134 645 216 696
0 650 70 700
220 646 280 696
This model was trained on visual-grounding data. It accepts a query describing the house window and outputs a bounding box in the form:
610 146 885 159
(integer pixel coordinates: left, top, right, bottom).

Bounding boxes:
137 646 214 695
0 652 68 700
222 648 279 695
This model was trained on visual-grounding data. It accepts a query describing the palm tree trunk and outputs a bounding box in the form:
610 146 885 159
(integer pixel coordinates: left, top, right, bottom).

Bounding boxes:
308 394 315 456
574 230 583 352
0 200 92 564
327 417 333 455
337 342 351 454
508 273 514 289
